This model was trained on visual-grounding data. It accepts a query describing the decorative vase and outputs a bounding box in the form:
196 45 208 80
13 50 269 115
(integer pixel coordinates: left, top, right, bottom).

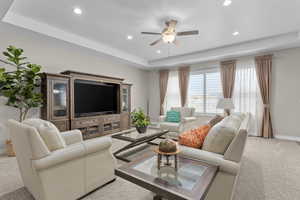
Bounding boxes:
159 139 177 153
136 126 147 134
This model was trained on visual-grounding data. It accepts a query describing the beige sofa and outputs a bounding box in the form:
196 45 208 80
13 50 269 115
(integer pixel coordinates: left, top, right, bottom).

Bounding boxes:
179 113 250 200
159 107 196 135
8 119 116 200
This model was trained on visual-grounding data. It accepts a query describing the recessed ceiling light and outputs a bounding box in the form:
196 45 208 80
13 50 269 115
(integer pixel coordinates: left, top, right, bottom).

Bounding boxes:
127 35 133 40
232 31 240 36
73 7 82 15
156 50 161 54
223 0 232 6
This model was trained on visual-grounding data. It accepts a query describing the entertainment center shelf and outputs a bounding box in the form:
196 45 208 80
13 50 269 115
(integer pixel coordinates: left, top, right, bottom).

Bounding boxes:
41 71 132 140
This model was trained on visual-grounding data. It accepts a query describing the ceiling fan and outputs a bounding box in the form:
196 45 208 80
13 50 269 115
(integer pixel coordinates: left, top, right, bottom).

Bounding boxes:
141 19 199 46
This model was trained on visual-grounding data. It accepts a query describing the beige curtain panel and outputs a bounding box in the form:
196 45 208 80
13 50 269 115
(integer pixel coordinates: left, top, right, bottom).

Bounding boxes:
159 70 169 115
255 55 273 138
220 60 236 98
178 66 190 107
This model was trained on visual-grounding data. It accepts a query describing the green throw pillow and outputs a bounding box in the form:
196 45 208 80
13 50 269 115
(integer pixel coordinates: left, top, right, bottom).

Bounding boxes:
165 111 181 123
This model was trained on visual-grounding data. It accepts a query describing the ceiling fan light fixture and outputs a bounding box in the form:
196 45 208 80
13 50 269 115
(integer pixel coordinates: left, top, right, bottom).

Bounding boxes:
162 32 176 43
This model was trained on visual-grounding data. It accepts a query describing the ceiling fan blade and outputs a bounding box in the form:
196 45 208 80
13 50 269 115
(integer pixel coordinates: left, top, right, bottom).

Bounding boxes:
141 32 161 35
150 39 162 46
177 30 199 36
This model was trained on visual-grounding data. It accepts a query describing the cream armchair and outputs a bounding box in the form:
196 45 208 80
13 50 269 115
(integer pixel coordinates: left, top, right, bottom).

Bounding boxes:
8 119 116 200
159 107 196 134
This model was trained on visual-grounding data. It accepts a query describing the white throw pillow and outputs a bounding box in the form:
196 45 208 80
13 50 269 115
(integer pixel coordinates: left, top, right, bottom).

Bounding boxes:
202 124 236 155
23 119 66 151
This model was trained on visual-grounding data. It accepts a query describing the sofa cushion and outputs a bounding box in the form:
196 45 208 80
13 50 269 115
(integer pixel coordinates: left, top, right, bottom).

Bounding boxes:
23 118 66 151
202 123 236 155
179 124 211 148
8 120 51 159
165 110 181 123
219 115 242 131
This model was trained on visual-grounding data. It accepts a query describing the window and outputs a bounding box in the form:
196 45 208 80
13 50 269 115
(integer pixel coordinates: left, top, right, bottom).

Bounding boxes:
188 69 222 113
164 70 180 111
233 59 263 136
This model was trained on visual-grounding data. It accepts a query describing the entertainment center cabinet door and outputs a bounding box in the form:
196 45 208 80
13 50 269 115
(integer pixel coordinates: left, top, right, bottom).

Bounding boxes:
51 79 69 120
121 84 132 130
41 73 71 131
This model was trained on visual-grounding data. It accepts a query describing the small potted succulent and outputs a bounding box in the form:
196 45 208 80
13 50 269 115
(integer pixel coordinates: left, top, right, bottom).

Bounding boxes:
131 108 150 134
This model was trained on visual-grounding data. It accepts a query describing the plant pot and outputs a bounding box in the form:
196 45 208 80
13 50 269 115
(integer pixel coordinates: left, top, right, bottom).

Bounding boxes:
136 126 147 134
5 140 16 157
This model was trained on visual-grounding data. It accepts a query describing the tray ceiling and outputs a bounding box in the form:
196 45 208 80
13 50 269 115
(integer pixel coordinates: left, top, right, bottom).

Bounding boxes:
2 0 300 67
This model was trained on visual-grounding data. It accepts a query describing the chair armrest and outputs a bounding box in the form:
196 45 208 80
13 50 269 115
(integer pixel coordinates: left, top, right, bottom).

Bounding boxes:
179 145 240 175
182 117 197 123
83 136 112 155
61 130 83 145
159 115 166 122
33 143 85 171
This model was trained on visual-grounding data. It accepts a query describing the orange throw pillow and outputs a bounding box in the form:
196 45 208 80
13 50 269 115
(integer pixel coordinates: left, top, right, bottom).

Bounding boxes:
179 124 211 149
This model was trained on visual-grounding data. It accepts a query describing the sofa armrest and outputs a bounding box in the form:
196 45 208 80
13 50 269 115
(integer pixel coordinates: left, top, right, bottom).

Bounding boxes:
224 129 248 162
33 143 86 171
159 115 166 122
182 117 197 123
61 130 83 145
83 136 112 155
179 145 240 175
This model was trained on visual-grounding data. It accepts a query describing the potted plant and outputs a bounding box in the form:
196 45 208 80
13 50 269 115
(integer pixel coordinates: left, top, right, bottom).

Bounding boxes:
131 108 150 134
0 46 43 156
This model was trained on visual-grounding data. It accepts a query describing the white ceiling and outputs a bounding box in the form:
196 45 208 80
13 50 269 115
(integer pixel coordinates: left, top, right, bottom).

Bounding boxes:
2 0 300 68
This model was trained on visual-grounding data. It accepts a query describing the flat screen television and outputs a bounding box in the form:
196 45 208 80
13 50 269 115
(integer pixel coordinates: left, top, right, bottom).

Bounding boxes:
74 79 118 117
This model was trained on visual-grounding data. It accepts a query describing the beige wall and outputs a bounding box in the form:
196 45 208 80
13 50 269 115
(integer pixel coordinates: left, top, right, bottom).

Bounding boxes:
0 22 150 153
272 47 300 139
148 48 300 140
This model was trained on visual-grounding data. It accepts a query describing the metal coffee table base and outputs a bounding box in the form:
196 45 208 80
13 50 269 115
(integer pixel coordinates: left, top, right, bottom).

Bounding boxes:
113 131 168 162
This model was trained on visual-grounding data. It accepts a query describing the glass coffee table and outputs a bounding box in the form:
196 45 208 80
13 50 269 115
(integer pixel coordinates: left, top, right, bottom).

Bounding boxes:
112 128 169 162
115 151 218 200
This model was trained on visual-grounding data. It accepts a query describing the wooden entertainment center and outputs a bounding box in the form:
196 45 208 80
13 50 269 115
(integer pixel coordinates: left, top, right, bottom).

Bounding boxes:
41 71 132 140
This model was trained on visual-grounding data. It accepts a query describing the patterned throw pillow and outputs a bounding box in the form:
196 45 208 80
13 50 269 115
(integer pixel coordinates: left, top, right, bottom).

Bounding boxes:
208 115 224 127
165 110 181 123
179 124 211 149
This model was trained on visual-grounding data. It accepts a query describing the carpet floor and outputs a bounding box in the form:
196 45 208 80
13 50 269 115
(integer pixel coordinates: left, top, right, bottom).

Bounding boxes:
0 137 300 200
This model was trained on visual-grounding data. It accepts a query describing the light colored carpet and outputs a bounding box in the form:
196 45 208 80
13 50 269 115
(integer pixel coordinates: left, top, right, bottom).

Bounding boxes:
0 137 300 200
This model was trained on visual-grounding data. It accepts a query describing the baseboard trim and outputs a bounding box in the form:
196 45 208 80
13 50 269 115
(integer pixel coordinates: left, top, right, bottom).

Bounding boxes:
274 135 300 142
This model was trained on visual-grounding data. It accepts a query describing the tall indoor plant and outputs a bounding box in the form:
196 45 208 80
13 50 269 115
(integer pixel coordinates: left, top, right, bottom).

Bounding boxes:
0 46 43 156
131 108 150 133
0 46 43 121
